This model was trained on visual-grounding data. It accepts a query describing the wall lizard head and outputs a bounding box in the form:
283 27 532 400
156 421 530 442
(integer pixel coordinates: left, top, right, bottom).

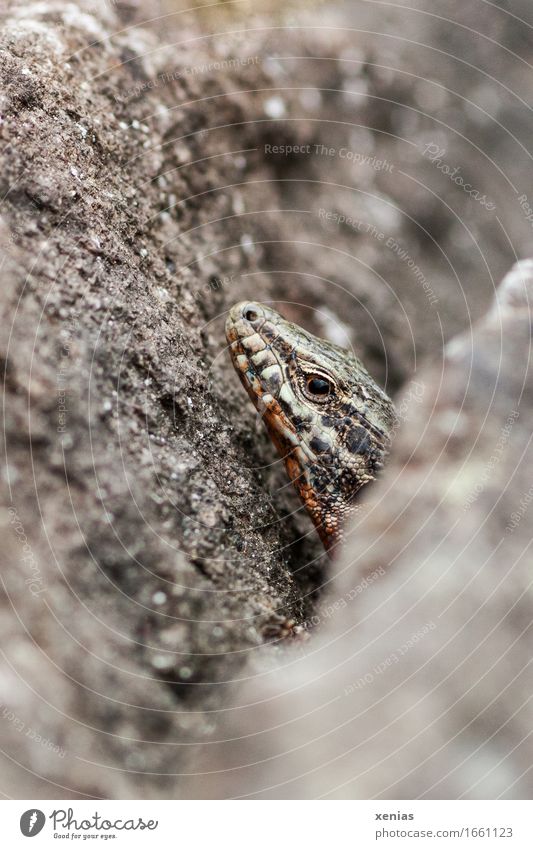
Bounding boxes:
226 301 396 553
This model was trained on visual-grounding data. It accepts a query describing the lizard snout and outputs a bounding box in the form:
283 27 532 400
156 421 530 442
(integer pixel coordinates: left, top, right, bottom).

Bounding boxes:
227 301 266 327
225 301 272 344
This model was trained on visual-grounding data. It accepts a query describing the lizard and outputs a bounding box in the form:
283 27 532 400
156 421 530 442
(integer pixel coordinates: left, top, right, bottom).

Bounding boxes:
226 301 396 554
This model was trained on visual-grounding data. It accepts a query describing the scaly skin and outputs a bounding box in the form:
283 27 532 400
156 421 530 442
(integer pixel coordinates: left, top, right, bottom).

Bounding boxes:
226 301 396 553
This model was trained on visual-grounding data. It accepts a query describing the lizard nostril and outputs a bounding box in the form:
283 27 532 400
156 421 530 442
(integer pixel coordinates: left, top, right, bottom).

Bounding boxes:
243 305 260 322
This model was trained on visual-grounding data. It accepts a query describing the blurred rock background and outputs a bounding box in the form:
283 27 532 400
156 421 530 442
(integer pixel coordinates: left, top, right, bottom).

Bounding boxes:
0 0 532 798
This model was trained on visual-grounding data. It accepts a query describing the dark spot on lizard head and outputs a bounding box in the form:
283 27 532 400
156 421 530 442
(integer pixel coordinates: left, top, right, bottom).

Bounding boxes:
310 435 331 455
261 323 279 342
321 414 353 435
346 425 372 455
340 402 356 417
293 413 310 432
278 394 296 421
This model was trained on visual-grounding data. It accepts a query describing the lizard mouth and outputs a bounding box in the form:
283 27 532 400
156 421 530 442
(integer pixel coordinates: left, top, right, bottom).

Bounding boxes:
225 300 312 475
225 301 285 406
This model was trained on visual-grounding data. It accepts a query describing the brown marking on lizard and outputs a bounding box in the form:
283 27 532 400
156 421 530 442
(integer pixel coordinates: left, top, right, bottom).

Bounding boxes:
226 301 396 553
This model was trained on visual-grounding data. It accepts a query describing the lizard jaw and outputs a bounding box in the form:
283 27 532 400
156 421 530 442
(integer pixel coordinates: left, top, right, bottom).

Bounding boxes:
226 301 336 543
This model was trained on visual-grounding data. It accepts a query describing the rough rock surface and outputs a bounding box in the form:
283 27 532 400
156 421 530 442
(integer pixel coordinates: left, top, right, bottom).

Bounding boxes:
0 0 532 798
192 260 533 799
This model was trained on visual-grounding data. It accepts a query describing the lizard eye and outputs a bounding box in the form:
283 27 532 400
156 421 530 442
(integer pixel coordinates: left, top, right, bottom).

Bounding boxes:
306 375 335 397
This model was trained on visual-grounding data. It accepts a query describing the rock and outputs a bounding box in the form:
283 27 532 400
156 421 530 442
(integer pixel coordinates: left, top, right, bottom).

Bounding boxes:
1 0 532 799
191 260 533 799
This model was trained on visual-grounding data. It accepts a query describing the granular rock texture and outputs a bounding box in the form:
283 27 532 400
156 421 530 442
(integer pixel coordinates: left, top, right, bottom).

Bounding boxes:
192 260 533 799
